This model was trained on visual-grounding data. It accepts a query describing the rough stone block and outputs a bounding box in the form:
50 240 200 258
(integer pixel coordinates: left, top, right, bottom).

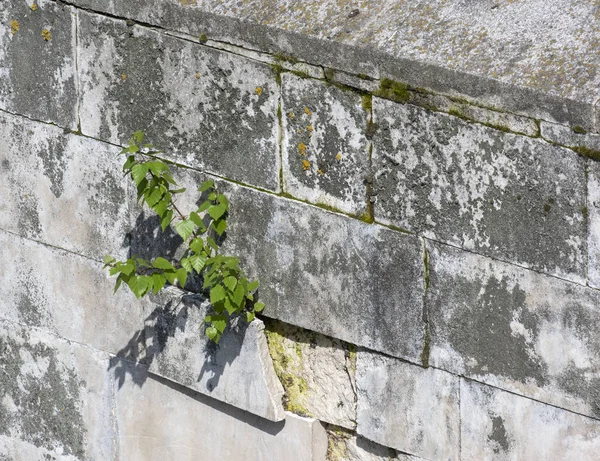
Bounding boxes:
265 320 357 429
326 427 399 461
541 121 600 152
461 379 600 460
115 368 328 461
0 229 149 355
588 160 600 288
356 350 460 460
0 319 115 461
139 287 285 422
331 70 380 94
373 98 587 283
78 11 280 191
0 112 129 261
0 0 77 128
428 241 600 420
282 73 370 216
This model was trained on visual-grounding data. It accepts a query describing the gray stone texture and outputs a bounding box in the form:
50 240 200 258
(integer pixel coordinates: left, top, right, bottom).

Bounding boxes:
588 160 600 288
461 379 600 460
428 241 600 420
0 0 77 128
77 11 280 191
282 73 370 215
265 320 357 429
327 428 399 461
373 98 587 283
141 287 286 422
115 371 328 461
0 319 115 461
0 112 130 261
71 0 600 129
356 350 460 460
541 120 600 151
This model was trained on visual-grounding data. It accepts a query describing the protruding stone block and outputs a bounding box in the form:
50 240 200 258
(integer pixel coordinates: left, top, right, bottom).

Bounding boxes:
0 0 77 128
0 112 129 261
115 369 328 461
461 379 600 460
356 350 460 460
282 73 369 215
0 319 115 461
372 98 587 283
78 11 280 191
428 241 600 420
140 288 285 422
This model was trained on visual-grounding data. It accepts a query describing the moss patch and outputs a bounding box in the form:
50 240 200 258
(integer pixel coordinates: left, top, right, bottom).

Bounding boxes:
374 78 411 104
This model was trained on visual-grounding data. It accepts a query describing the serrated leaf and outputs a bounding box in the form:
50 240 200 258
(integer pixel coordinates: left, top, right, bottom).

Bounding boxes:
224 297 236 314
153 198 168 217
213 317 227 333
146 188 163 207
246 312 255 323
176 268 188 288
217 194 229 209
103 254 116 265
171 187 186 194
128 275 151 299
247 280 259 292
131 164 149 185
223 276 237 292
210 284 226 304
136 178 148 201
152 257 174 270
175 219 196 241
254 301 265 312
233 283 245 306
162 172 177 185
198 180 214 192
151 273 166 294
189 238 205 254
189 212 203 227
109 266 121 276
190 254 207 273
132 131 144 144
212 218 227 236
121 261 136 276
146 160 169 175
160 209 174 231
180 257 193 273
206 326 218 341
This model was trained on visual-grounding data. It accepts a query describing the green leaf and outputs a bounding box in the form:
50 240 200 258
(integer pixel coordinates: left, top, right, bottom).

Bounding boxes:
207 237 218 251
208 192 217 201
103 254 116 265
208 204 227 221
176 268 188 288
198 180 214 192
254 301 265 312
160 209 174 231
163 173 177 185
120 261 136 276
146 160 169 175
206 326 218 341
153 198 168 217
151 273 166 294
171 187 186 194
123 155 136 171
224 297 236 314
247 280 259 292
212 218 227 236
233 283 245 306
213 317 227 333
131 164 149 185
189 212 203 227
198 199 212 213
145 188 163 207
132 131 144 144
223 276 237 292
217 194 229 209
164 270 176 285
152 257 174 271
109 266 121 276
128 144 139 153
189 238 205 254
114 273 127 293
136 178 148 201
246 312 256 323
210 285 226 304
190 254 207 273
175 219 196 241
128 275 151 299
180 257 193 273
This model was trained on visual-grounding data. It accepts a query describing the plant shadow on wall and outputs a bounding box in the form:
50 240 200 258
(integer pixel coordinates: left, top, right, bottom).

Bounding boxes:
105 131 264 391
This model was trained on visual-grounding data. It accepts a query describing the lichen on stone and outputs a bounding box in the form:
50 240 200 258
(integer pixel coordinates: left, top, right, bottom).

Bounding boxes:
41 29 51 41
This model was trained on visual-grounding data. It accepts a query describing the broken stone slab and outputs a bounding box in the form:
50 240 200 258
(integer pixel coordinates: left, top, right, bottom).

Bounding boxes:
115 367 328 461
282 73 370 216
138 287 285 422
265 320 357 429
0 0 78 129
372 97 587 284
0 111 130 261
461 378 600 460
77 10 280 192
428 240 600 420
356 350 460 460
0 318 116 461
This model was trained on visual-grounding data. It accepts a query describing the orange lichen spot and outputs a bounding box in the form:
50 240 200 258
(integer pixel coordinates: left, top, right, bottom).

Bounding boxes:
30 3 38 10
302 159 311 170
297 128 303 134
317 169 325 175
121 74 127 81
298 142 307 156
304 107 312 116
41 29 51 41
10 20 19 34
180 0 197 5
307 125 314 132
288 112 295 119
255 86 263 96
195 72 201 79
335 152 342 161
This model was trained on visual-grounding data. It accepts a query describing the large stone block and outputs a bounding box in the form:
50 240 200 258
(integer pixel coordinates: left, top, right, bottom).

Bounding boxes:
0 112 129 261
138 287 285 422
356 350 460 460
0 0 77 128
372 98 587 283
281 73 369 216
0 319 115 461
0 229 149 355
77 11 280 191
461 379 600 460
428 241 600 420
115 368 328 461
265 320 357 429
586 159 600 288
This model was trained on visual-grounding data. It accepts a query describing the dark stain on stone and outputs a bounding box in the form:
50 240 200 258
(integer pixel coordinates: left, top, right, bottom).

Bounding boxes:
38 134 68 198
488 415 510 453
18 194 42 238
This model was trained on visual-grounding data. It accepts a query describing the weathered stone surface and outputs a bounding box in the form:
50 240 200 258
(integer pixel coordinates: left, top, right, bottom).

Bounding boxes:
373 98 586 283
265 320 356 429
130 165 426 362
115 368 327 461
326 427 399 461
0 229 149 355
0 319 115 461
71 0 600 129
461 379 600 460
428 241 600 420
541 120 600 152
0 112 129 261
0 0 77 128
138 287 285 421
356 350 460 460
282 73 369 216
78 11 280 191
588 160 600 288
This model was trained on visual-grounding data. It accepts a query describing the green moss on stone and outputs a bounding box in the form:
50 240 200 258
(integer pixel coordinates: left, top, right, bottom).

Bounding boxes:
361 94 372 113
374 78 411 104
199 33 208 43
573 145 600 161
573 125 587 134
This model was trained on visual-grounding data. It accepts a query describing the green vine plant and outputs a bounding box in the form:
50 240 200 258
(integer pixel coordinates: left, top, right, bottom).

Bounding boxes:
103 131 264 343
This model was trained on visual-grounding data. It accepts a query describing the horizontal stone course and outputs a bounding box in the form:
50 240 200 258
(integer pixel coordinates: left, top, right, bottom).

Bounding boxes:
78 10 280 191
541 121 600 152
588 160 600 288
427 241 600 420
372 97 587 283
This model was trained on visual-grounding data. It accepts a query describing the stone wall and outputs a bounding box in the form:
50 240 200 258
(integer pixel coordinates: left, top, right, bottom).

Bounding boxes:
1 1 600 460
